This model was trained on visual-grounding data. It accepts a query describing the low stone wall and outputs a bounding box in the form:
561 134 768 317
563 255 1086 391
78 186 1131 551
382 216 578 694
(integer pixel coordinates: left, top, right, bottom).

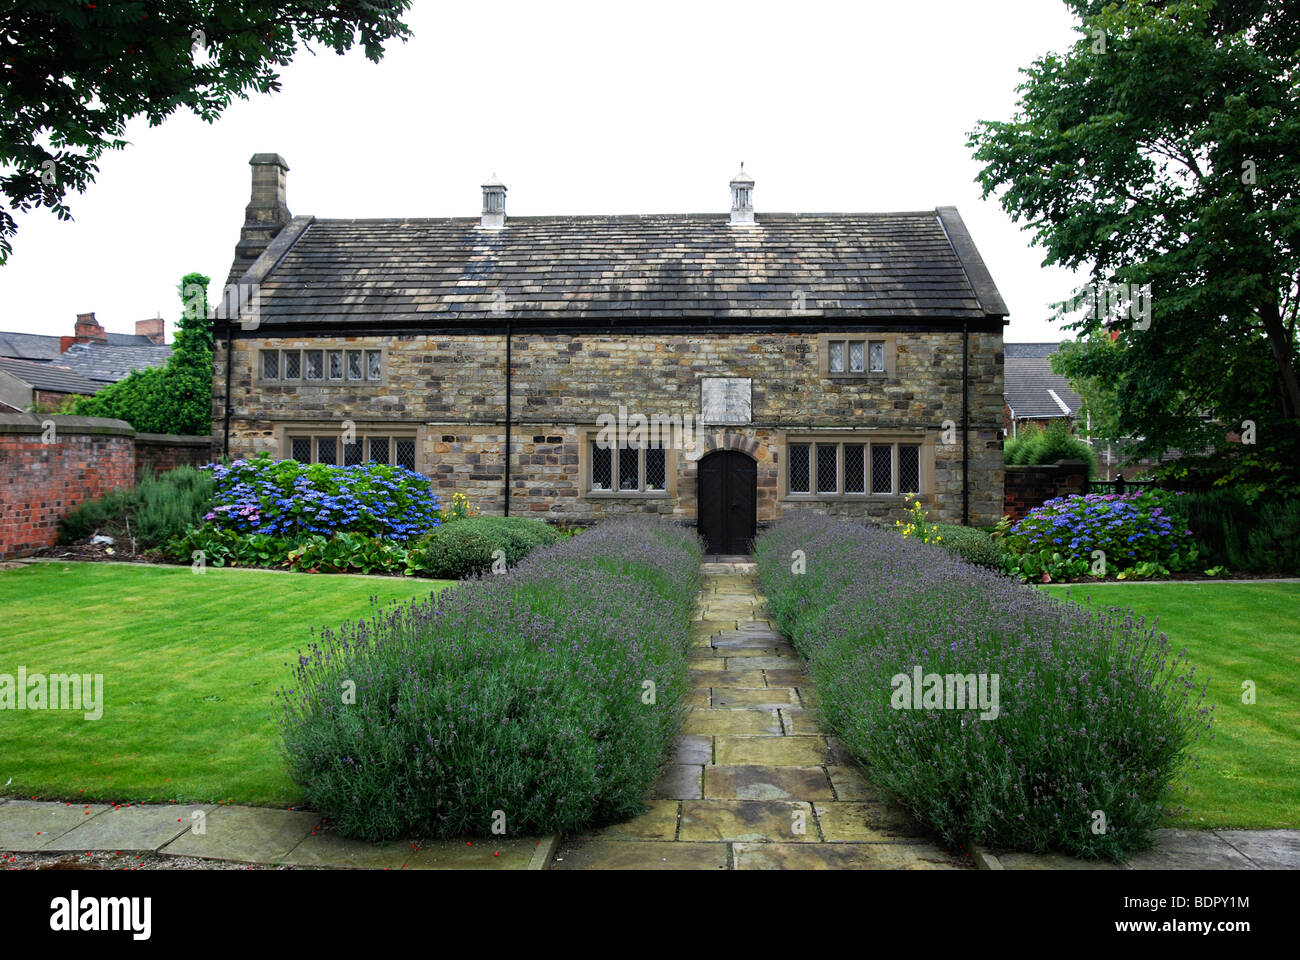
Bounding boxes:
135 433 214 479
1003 460 1089 521
0 414 136 559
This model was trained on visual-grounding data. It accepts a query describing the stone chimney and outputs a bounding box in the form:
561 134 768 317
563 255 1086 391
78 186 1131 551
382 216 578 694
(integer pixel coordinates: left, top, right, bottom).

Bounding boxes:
60 312 107 351
730 164 755 225
136 316 165 344
480 174 506 229
235 153 292 263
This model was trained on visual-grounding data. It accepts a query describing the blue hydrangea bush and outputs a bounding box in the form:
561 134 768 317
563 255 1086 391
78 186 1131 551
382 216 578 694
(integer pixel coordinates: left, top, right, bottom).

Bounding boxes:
1002 490 1198 581
202 455 441 540
277 517 703 840
756 514 1211 860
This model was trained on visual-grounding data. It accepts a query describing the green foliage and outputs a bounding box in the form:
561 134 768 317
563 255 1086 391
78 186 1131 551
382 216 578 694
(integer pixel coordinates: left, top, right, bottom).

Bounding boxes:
1003 421 1098 476
277 519 702 840
1183 488 1300 573
969 0 1300 487
756 516 1210 860
1 1 412 262
933 525 1005 570
1001 490 1198 582
58 466 214 551
404 526 495 579
446 516 562 564
73 273 214 435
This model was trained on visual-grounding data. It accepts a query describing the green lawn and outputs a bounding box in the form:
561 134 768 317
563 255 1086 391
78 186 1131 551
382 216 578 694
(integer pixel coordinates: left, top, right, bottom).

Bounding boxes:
0 562 452 806
1043 581 1300 829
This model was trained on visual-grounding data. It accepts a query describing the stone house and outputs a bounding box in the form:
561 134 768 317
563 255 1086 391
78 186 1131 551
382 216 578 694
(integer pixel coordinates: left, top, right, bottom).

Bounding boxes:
213 154 1008 552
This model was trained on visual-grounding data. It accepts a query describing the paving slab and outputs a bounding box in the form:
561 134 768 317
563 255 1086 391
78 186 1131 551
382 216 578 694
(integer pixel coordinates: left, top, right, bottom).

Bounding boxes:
718 668 769 686
654 764 704 800
679 800 815 843
595 800 680 841
763 668 810 686
41 803 215 853
0 801 111 851
713 630 785 648
716 735 830 766
704 764 835 801
682 708 784 736
282 832 539 869
825 766 884 801
711 643 798 658
551 840 727 870
160 805 320 864
712 686 800 709
1124 829 1259 870
813 801 932 842
688 660 729 676
733 841 966 870
671 735 713 765
683 687 710 708
1215 829 1300 869
724 656 801 670
996 850 1124 870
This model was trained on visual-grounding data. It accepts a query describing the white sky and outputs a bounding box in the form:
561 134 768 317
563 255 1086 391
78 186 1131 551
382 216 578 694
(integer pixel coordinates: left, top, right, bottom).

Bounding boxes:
0 0 1087 343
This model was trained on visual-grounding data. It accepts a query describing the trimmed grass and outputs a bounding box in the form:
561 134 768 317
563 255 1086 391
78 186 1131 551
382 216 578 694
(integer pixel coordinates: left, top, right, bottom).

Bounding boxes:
1043 581 1300 829
0 562 452 806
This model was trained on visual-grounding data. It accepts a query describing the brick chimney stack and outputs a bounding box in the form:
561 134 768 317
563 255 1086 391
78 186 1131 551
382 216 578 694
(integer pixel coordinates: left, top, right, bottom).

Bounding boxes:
235 153 292 263
136 316 165 344
61 312 107 352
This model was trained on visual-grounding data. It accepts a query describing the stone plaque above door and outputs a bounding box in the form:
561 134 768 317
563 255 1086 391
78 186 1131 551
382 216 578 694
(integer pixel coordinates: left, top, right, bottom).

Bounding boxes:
701 377 752 425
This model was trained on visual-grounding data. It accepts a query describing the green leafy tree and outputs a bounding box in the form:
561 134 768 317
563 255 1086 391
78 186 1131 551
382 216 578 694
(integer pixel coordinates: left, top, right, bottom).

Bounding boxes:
969 0 1300 492
0 1 412 262
1052 335 1124 445
74 272 214 434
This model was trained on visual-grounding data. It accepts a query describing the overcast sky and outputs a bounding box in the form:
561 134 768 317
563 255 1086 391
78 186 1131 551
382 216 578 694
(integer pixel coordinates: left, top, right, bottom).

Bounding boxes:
0 0 1088 342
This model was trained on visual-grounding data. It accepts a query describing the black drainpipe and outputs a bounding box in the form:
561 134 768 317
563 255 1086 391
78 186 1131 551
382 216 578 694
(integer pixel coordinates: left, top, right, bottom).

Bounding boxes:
503 323 512 517
222 322 233 459
961 319 970 527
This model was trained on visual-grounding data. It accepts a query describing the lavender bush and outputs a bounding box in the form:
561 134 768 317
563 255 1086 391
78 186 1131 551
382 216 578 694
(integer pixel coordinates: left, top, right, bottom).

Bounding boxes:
277 517 702 840
756 514 1211 860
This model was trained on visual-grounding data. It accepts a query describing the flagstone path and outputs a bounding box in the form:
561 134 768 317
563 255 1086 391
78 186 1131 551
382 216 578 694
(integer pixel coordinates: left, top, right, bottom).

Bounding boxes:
550 559 968 870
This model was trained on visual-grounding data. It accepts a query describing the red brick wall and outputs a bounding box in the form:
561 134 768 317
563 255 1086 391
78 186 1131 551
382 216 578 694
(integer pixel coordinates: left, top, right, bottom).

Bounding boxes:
1003 461 1090 522
0 418 135 559
134 433 214 479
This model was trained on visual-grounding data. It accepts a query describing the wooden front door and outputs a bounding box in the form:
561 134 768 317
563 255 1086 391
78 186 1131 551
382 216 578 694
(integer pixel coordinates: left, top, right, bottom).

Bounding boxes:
697 450 757 555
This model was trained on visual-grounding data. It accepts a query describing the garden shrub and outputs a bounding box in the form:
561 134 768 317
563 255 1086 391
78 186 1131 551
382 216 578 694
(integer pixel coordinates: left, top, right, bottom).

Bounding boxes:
1001 490 1198 581
1182 488 1300 573
278 517 703 840
444 516 561 565
202 455 440 540
58 466 214 550
934 524 1004 569
1004 421 1098 477
405 525 496 579
755 514 1210 860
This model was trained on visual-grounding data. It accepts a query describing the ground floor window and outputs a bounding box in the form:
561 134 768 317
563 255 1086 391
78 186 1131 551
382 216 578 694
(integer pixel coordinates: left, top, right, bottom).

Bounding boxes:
589 442 668 493
787 439 921 496
287 433 417 471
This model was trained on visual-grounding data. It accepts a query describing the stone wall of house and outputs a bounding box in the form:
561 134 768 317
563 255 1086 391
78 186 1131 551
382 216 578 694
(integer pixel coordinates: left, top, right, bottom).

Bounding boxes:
134 433 215 479
1003 460 1090 521
214 329 1005 526
0 415 135 559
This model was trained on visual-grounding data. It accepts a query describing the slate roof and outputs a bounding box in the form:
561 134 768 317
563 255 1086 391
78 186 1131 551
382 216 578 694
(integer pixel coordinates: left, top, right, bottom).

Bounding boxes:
227 209 1009 329
0 357 99 394
0 331 64 362
1004 350 1083 420
56 341 171 384
1004 341 1065 359
0 330 159 360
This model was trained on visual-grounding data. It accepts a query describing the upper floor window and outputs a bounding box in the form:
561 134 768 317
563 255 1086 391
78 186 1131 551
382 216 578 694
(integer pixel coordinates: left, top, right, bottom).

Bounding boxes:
821 335 893 378
261 347 383 383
